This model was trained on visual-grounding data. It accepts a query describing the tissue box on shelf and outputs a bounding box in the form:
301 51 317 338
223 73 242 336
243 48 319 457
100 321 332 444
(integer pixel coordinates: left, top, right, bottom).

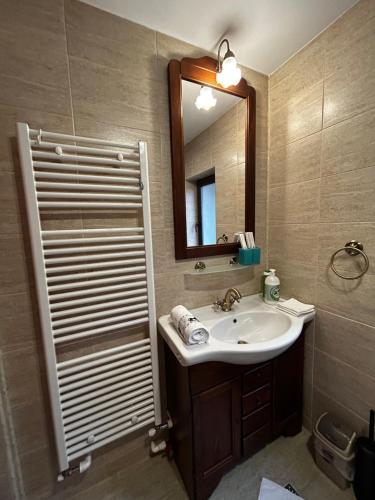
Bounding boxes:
238 247 261 266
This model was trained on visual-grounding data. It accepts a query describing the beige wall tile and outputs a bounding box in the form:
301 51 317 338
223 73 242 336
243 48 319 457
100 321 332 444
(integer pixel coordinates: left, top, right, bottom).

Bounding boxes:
315 309 375 380
69 57 162 133
268 223 319 268
318 222 375 276
270 82 323 150
270 36 324 108
268 261 317 304
0 105 73 172
320 166 375 223
321 109 375 177
2 346 45 409
312 387 368 435
0 234 31 295
317 271 375 328
0 74 71 116
269 179 320 224
314 348 375 423
0 292 38 351
269 132 321 187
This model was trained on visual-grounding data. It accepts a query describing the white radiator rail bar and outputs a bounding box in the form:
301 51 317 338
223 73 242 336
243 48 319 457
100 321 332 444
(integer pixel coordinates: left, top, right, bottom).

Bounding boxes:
34 171 140 184
36 181 141 193
51 294 148 319
29 128 138 150
33 161 140 176
49 287 148 310
30 140 140 159
17 123 161 477
32 150 140 168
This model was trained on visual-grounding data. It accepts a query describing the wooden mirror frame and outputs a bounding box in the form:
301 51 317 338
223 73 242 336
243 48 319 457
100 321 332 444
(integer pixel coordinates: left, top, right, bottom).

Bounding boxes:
168 56 256 260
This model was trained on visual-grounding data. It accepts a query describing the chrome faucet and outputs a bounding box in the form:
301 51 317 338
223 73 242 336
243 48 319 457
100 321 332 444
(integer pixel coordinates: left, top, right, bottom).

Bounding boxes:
214 288 242 312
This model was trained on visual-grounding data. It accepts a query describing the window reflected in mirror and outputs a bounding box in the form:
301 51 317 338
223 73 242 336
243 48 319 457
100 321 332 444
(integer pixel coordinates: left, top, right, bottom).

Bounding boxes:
182 80 246 247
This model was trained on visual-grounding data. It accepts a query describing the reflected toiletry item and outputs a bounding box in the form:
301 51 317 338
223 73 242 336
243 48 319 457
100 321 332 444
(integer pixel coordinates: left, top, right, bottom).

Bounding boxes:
170 305 209 345
239 233 247 249
245 231 255 248
264 269 280 304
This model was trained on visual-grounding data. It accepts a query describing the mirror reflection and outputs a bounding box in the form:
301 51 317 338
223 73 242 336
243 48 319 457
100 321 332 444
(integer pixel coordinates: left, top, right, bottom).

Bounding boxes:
182 80 246 247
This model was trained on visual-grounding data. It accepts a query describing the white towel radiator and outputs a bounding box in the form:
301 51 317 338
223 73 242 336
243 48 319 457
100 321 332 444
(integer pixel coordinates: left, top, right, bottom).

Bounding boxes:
16 123 161 477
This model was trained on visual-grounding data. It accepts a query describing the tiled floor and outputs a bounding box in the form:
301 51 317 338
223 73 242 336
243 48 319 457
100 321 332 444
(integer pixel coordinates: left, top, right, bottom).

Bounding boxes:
209 428 355 500
97 428 355 499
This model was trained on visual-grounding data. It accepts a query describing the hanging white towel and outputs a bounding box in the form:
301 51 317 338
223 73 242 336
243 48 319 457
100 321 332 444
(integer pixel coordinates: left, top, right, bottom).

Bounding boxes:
170 305 209 345
276 298 315 317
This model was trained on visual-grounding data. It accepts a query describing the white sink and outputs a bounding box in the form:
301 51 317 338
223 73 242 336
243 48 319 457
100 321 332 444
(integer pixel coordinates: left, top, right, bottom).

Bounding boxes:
158 294 314 366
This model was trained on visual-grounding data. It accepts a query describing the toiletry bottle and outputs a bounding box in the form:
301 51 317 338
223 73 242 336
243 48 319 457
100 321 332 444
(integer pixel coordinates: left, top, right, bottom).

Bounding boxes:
264 269 280 304
261 270 271 298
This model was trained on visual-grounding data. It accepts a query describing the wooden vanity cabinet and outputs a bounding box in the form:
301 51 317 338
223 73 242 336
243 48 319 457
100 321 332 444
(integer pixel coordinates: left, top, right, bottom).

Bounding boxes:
164 329 305 500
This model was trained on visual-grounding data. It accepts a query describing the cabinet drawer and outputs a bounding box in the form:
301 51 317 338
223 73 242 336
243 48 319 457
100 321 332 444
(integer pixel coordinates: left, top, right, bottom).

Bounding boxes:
243 364 272 394
242 384 271 416
242 404 271 437
243 424 271 457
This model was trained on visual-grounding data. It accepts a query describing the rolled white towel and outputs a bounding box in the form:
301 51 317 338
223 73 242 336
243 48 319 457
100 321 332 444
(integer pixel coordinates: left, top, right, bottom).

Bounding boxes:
170 305 209 345
276 298 315 317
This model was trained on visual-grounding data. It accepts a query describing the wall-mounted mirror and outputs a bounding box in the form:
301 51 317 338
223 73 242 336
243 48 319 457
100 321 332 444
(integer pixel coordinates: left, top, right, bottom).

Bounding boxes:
168 56 256 260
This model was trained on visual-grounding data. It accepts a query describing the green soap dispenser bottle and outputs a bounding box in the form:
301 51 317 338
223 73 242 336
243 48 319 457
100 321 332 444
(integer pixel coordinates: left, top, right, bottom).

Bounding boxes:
264 268 280 304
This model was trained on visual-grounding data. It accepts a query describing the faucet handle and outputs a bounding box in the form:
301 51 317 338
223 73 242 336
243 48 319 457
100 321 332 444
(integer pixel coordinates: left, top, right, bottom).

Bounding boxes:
213 299 223 312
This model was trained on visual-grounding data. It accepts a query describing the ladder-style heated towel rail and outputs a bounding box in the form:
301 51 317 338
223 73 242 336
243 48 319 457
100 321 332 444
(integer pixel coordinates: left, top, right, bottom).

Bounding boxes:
17 123 161 477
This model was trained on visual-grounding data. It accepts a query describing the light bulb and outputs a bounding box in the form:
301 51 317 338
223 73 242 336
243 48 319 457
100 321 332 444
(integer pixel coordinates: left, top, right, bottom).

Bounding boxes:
216 56 241 88
195 86 217 111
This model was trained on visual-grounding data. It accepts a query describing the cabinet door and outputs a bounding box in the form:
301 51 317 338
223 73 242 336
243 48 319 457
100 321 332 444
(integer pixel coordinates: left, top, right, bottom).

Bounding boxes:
193 378 241 499
273 339 304 437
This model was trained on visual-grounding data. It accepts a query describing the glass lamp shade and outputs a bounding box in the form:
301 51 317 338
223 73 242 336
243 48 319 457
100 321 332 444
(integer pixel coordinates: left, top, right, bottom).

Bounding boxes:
195 86 217 110
216 56 241 88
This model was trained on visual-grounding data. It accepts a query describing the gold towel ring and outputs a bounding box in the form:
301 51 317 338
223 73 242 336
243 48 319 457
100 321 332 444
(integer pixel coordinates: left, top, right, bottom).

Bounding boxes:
330 240 369 280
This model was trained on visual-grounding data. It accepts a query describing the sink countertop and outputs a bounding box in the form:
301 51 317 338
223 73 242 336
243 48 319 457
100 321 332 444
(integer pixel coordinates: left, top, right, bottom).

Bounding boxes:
158 294 315 366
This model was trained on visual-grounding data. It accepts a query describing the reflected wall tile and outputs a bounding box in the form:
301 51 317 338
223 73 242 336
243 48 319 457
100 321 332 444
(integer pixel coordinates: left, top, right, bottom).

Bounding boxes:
315 309 375 380
268 179 319 224
320 166 375 223
269 132 321 187
321 109 375 177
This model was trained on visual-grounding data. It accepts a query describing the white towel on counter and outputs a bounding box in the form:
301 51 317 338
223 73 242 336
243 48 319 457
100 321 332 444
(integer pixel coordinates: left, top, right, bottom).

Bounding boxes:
170 305 209 345
276 298 315 317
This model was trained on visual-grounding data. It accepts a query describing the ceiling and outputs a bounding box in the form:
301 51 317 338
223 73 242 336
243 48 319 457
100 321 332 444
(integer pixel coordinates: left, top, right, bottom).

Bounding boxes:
182 81 241 144
82 0 358 74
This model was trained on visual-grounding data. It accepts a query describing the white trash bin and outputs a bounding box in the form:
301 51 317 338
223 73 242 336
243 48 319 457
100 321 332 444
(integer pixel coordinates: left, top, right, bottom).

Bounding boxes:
313 412 356 490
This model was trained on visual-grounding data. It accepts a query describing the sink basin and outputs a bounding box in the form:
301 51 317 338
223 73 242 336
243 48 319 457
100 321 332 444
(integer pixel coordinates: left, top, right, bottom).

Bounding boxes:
158 294 314 366
210 310 293 344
